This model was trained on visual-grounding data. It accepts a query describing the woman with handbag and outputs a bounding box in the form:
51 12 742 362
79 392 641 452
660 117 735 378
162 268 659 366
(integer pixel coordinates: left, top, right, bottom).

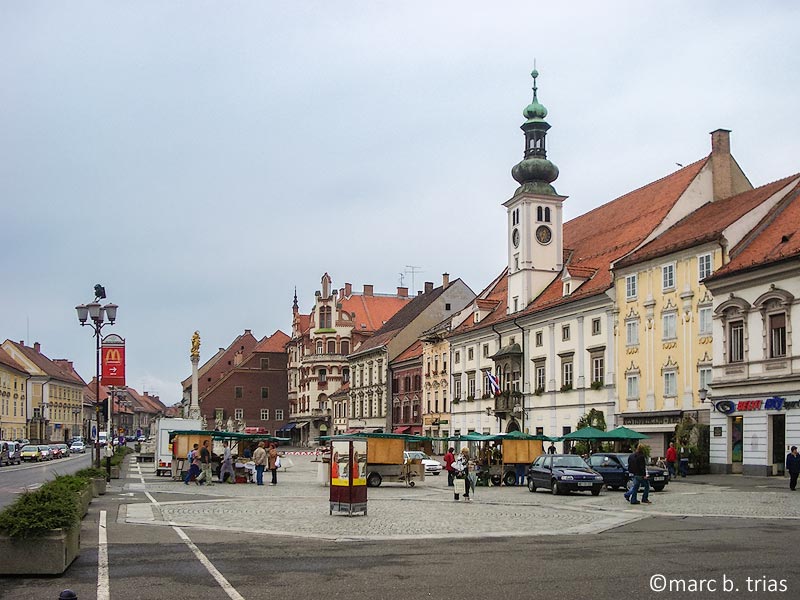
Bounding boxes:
452 447 471 502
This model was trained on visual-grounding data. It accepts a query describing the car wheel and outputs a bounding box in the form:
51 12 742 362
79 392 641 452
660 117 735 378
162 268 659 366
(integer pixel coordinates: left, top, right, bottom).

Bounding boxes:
527 478 537 493
490 474 502 486
652 485 665 492
551 480 560 495
591 488 602 496
433 472 440 476
503 471 517 486
367 472 382 487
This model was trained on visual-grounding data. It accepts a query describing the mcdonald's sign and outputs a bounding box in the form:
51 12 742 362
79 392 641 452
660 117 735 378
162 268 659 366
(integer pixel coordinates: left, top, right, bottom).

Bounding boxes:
102 340 126 387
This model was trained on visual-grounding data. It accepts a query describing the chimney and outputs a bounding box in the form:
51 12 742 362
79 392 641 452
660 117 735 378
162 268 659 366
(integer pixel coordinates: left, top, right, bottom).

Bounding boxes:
244 329 252 335
424 281 434 294
442 273 450 289
34 342 41 353
345 282 352 297
711 129 733 201
363 284 373 296
397 287 408 298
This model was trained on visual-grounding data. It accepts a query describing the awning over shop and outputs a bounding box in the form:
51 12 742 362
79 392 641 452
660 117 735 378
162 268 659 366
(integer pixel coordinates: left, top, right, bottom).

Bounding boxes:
277 422 297 432
296 421 310 429
393 426 410 434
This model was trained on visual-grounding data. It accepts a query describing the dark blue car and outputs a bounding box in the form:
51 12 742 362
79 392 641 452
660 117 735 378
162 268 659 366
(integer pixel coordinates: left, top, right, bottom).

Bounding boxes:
588 453 670 492
527 454 605 496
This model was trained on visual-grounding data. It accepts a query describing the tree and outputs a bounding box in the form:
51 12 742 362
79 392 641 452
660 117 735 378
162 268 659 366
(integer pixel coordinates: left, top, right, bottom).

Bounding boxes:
574 409 607 455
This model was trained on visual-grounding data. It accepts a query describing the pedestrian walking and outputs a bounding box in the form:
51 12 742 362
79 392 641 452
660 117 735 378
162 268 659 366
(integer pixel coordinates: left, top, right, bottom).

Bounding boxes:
253 441 267 486
198 439 214 486
444 447 456 487
665 442 677 478
623 445 651 505
268 443 280 485
219 441 236 483
786 446 800 491
452 447 471 501
183 444 201 485
679 445 690 477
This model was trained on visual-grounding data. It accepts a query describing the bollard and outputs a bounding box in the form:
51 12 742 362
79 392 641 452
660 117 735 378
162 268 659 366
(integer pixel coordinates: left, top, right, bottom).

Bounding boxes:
59 590 77 600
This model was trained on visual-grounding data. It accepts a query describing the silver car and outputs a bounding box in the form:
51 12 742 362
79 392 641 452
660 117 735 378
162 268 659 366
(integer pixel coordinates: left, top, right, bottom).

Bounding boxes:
404 451 444 475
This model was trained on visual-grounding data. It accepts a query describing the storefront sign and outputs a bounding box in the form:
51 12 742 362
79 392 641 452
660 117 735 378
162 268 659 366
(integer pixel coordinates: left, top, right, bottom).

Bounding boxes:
717 396 799 415
623 414 683 426
101 334 126 387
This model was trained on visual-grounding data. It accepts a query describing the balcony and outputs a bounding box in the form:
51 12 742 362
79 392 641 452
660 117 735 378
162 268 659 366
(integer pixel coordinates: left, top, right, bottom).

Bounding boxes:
311 408 332 417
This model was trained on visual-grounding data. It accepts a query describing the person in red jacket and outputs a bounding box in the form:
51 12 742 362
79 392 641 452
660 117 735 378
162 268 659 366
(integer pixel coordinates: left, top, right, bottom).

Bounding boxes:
665 442 677 478
444 447 456 487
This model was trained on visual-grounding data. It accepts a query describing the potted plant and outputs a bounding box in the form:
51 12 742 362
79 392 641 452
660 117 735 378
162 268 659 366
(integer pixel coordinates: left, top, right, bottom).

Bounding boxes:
0 484 81 575
560 383 573 392
590 380 604 390
534 386 545 396
76 467 108 497
467 395 475 402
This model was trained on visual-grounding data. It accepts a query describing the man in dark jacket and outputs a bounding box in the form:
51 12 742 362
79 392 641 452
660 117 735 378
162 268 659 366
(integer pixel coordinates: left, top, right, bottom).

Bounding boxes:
786 446 800 491
623 445 651 505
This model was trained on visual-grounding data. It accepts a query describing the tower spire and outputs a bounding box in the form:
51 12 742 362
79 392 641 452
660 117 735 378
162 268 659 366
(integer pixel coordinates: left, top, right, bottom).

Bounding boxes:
511 67 559 195
292 287 299 314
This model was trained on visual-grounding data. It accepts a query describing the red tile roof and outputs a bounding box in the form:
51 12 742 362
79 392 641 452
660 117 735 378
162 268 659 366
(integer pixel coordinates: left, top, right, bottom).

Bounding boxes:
393 339 423 363
712 179 800 277
617 174 800 268
455 158 710 332
340 293 413 334
4 341 85 385
253 330 291 353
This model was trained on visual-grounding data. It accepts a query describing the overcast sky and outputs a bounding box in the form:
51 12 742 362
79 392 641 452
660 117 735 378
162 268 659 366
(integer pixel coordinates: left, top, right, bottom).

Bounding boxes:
2 2 798 405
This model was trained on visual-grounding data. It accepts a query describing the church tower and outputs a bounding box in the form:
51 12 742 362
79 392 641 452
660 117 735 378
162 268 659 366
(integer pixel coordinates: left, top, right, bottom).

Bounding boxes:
504 69 567 313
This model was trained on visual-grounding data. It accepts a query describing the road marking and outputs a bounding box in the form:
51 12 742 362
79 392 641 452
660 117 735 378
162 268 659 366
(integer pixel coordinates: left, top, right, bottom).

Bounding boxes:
140 465 245 600
98 510 110 600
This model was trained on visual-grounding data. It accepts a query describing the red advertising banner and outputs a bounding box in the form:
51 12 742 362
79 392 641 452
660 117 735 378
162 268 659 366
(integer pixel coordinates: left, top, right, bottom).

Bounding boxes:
101 342 126 387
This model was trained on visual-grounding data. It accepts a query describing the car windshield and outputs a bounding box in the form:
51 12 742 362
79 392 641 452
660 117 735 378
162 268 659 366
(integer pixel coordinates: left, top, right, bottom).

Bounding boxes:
39 446 50 450
405 451 427 460
22 445 36 452
552 456 590 469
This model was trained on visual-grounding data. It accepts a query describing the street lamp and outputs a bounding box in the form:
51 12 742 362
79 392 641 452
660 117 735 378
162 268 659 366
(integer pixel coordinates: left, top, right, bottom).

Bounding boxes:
76 285 118 469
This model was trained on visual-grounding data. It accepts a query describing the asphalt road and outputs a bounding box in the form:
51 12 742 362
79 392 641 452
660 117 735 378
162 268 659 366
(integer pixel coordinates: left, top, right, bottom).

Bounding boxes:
0 452 93 508
4 503 796 600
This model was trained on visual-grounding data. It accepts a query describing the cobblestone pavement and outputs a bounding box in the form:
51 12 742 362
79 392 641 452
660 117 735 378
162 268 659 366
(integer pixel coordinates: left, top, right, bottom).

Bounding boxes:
121 455 800 540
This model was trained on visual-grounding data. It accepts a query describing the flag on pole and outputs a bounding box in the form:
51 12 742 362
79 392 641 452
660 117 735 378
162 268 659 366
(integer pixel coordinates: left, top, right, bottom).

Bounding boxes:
487 372 501 395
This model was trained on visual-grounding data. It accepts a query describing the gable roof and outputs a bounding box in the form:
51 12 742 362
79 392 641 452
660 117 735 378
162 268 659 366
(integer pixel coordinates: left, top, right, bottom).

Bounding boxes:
616 174 800 268
392 339 423 364
3 340 85 385
351 284 449 355
710 179 800 278
253 330 291 354
339 293 413 334
0 347 27 375
456 158 710 331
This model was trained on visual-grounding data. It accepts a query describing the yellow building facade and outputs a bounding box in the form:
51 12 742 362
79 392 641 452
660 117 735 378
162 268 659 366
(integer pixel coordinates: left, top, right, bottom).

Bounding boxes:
0 351 29 441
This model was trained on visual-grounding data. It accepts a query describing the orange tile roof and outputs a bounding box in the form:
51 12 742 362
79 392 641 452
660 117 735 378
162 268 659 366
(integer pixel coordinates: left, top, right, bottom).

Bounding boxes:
340 293 413 333
5 341 85 385
617 174 800 268
713 179 800 277
393 339 423 363
254 330 291 353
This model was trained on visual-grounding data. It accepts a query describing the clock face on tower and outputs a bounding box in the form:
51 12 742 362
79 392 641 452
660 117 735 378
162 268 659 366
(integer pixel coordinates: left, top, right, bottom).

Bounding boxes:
512 228 520 248
536 225 552 245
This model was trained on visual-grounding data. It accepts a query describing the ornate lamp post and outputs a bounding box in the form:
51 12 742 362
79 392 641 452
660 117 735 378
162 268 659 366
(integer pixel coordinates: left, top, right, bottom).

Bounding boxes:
76 284 118 468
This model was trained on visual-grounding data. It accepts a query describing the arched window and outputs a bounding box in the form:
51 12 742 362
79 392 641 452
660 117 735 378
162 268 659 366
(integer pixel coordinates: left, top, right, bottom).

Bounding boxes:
544 207 551 222
327 340 336 354
316 341 323 355
341 340 350 355
537 206 543 221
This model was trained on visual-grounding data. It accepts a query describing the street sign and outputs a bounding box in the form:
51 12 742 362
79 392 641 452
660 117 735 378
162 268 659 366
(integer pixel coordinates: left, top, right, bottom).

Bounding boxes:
102 334 126 386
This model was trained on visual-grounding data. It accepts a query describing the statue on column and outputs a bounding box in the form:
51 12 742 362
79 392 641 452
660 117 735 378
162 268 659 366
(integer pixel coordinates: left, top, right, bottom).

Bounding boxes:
191 331 201 358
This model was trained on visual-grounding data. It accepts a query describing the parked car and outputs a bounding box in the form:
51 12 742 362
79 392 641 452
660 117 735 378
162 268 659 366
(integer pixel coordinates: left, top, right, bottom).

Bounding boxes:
55 443 71 458
70 440 86 454
39 445 54 460
403 450 443 475
588 453 670 492
49 445 63 459
20 445 42 461
527 453 605 496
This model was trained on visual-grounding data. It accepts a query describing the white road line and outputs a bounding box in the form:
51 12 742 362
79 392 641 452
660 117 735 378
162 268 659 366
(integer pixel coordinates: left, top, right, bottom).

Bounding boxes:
141 465 245 600
98 510 110 600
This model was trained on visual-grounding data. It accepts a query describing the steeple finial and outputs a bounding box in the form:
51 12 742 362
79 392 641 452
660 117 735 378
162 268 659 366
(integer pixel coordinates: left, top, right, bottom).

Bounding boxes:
292 287 299 313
